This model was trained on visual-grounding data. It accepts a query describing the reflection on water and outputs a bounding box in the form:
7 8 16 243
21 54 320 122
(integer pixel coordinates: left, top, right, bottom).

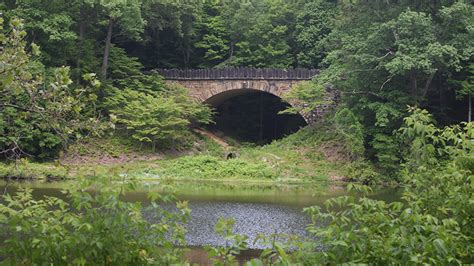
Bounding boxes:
1 179 402 207
185 248 261 266
0 179 402 262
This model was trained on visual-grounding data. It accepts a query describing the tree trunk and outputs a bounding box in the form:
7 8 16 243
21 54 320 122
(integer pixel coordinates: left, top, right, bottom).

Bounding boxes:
76 8 85 75
101 18 114 80
259 92 263 142
182 48 189 68
182 42 191 68
469 94 472 123
410 71 418 105
229 41 234 59
422 71 436 99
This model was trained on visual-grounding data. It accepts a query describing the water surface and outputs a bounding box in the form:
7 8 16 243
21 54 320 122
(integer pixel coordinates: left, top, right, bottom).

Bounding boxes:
0 180 402 249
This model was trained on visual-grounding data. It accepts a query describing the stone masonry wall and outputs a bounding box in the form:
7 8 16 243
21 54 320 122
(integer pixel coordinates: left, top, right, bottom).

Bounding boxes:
165 79 336 124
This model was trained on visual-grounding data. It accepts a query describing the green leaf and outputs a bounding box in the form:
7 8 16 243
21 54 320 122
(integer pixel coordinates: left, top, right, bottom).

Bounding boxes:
433 239 447 255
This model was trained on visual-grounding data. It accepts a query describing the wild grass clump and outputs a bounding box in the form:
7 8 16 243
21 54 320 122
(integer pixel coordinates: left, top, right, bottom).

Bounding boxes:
0 160 69 180
156 155 277 180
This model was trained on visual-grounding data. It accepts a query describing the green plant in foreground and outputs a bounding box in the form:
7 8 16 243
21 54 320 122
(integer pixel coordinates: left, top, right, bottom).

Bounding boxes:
206 218 248 266
206 218 298 266
302 108 473 264
0 176 190 265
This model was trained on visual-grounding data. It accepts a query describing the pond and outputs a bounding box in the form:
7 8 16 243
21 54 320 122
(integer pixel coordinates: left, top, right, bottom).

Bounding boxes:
0 180 402 264
0 180 401 247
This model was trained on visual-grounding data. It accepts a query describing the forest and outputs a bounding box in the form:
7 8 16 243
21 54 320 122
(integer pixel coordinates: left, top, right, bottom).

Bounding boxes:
0 0 473 265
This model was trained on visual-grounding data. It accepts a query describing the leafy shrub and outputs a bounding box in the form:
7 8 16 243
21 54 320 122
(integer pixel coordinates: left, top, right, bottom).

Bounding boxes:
302 108 474 264
206 218 296 266
333 108 365 159
206 218 249 265
455 155 474 173
344 160 381 184
157 155 277 179
0 176 189 265
106 74 213 151
0 19 104 160
370 133 402 174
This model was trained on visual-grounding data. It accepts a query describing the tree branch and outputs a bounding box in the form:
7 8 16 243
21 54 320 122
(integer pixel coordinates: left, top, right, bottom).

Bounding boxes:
422 71 437 99
380 74 394 91
342 90 386 100
0 103 42 113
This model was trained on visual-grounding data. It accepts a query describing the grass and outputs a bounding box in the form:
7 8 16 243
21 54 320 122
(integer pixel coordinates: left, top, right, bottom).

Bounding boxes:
154 155 277 180
0 124 353 183
237 126 348 181
0 160 70 180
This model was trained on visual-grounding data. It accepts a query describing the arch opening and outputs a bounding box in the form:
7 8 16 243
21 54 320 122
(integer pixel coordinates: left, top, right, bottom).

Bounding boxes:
203 89 307 144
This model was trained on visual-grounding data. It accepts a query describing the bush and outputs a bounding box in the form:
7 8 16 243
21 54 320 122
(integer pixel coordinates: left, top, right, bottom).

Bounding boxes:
333 108 365 159
0 176 189 265
302 108 474 264
105 74 213 151
344 160 381 184
157 155 277 180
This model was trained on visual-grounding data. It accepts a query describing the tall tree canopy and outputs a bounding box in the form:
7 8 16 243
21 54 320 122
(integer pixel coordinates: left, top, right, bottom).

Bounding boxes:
2 0 472 162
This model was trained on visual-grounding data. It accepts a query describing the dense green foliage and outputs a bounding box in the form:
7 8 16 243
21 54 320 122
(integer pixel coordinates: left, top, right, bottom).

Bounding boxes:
155 155 277 180
0 18 103 160
2 0 306 71
301 108 473 264
286 1 473 175
3 0 472 165
0 16 211 159
105 73 212 150
189 108 474 265
0 176 189 264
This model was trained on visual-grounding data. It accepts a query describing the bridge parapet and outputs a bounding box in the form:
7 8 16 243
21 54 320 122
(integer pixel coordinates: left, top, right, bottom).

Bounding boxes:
156 67 318 80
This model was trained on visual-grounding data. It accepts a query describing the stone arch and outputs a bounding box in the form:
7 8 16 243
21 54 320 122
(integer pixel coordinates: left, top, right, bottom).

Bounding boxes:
188 80 293 103
202 88 309 124
164 79 333 124
203 88 308 143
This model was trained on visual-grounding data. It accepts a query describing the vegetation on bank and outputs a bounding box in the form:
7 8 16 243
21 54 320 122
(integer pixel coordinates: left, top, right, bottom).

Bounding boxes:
2 1 472 169
2 2 473 181
0 120 353 182
1 16 213 161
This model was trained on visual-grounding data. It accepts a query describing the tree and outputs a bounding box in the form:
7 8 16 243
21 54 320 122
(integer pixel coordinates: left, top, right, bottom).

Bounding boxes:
0 18 102 159
83 0 145 80
288 1 473 171
175 1 204 68
221 0 295 68
3 0 79 67
295 0 336 68
451 63 474 122
194 0 230 68
102 50 212 150
106 81 212 151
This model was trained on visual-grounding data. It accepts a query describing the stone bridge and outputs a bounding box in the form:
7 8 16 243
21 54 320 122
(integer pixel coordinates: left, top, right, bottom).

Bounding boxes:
157 68 334 123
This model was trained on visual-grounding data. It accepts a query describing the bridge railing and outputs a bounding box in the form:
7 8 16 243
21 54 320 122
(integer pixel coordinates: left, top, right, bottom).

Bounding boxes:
156 67 318 80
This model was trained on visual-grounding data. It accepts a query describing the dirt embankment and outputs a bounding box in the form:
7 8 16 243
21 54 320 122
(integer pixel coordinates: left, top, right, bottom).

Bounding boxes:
60 128 232 165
